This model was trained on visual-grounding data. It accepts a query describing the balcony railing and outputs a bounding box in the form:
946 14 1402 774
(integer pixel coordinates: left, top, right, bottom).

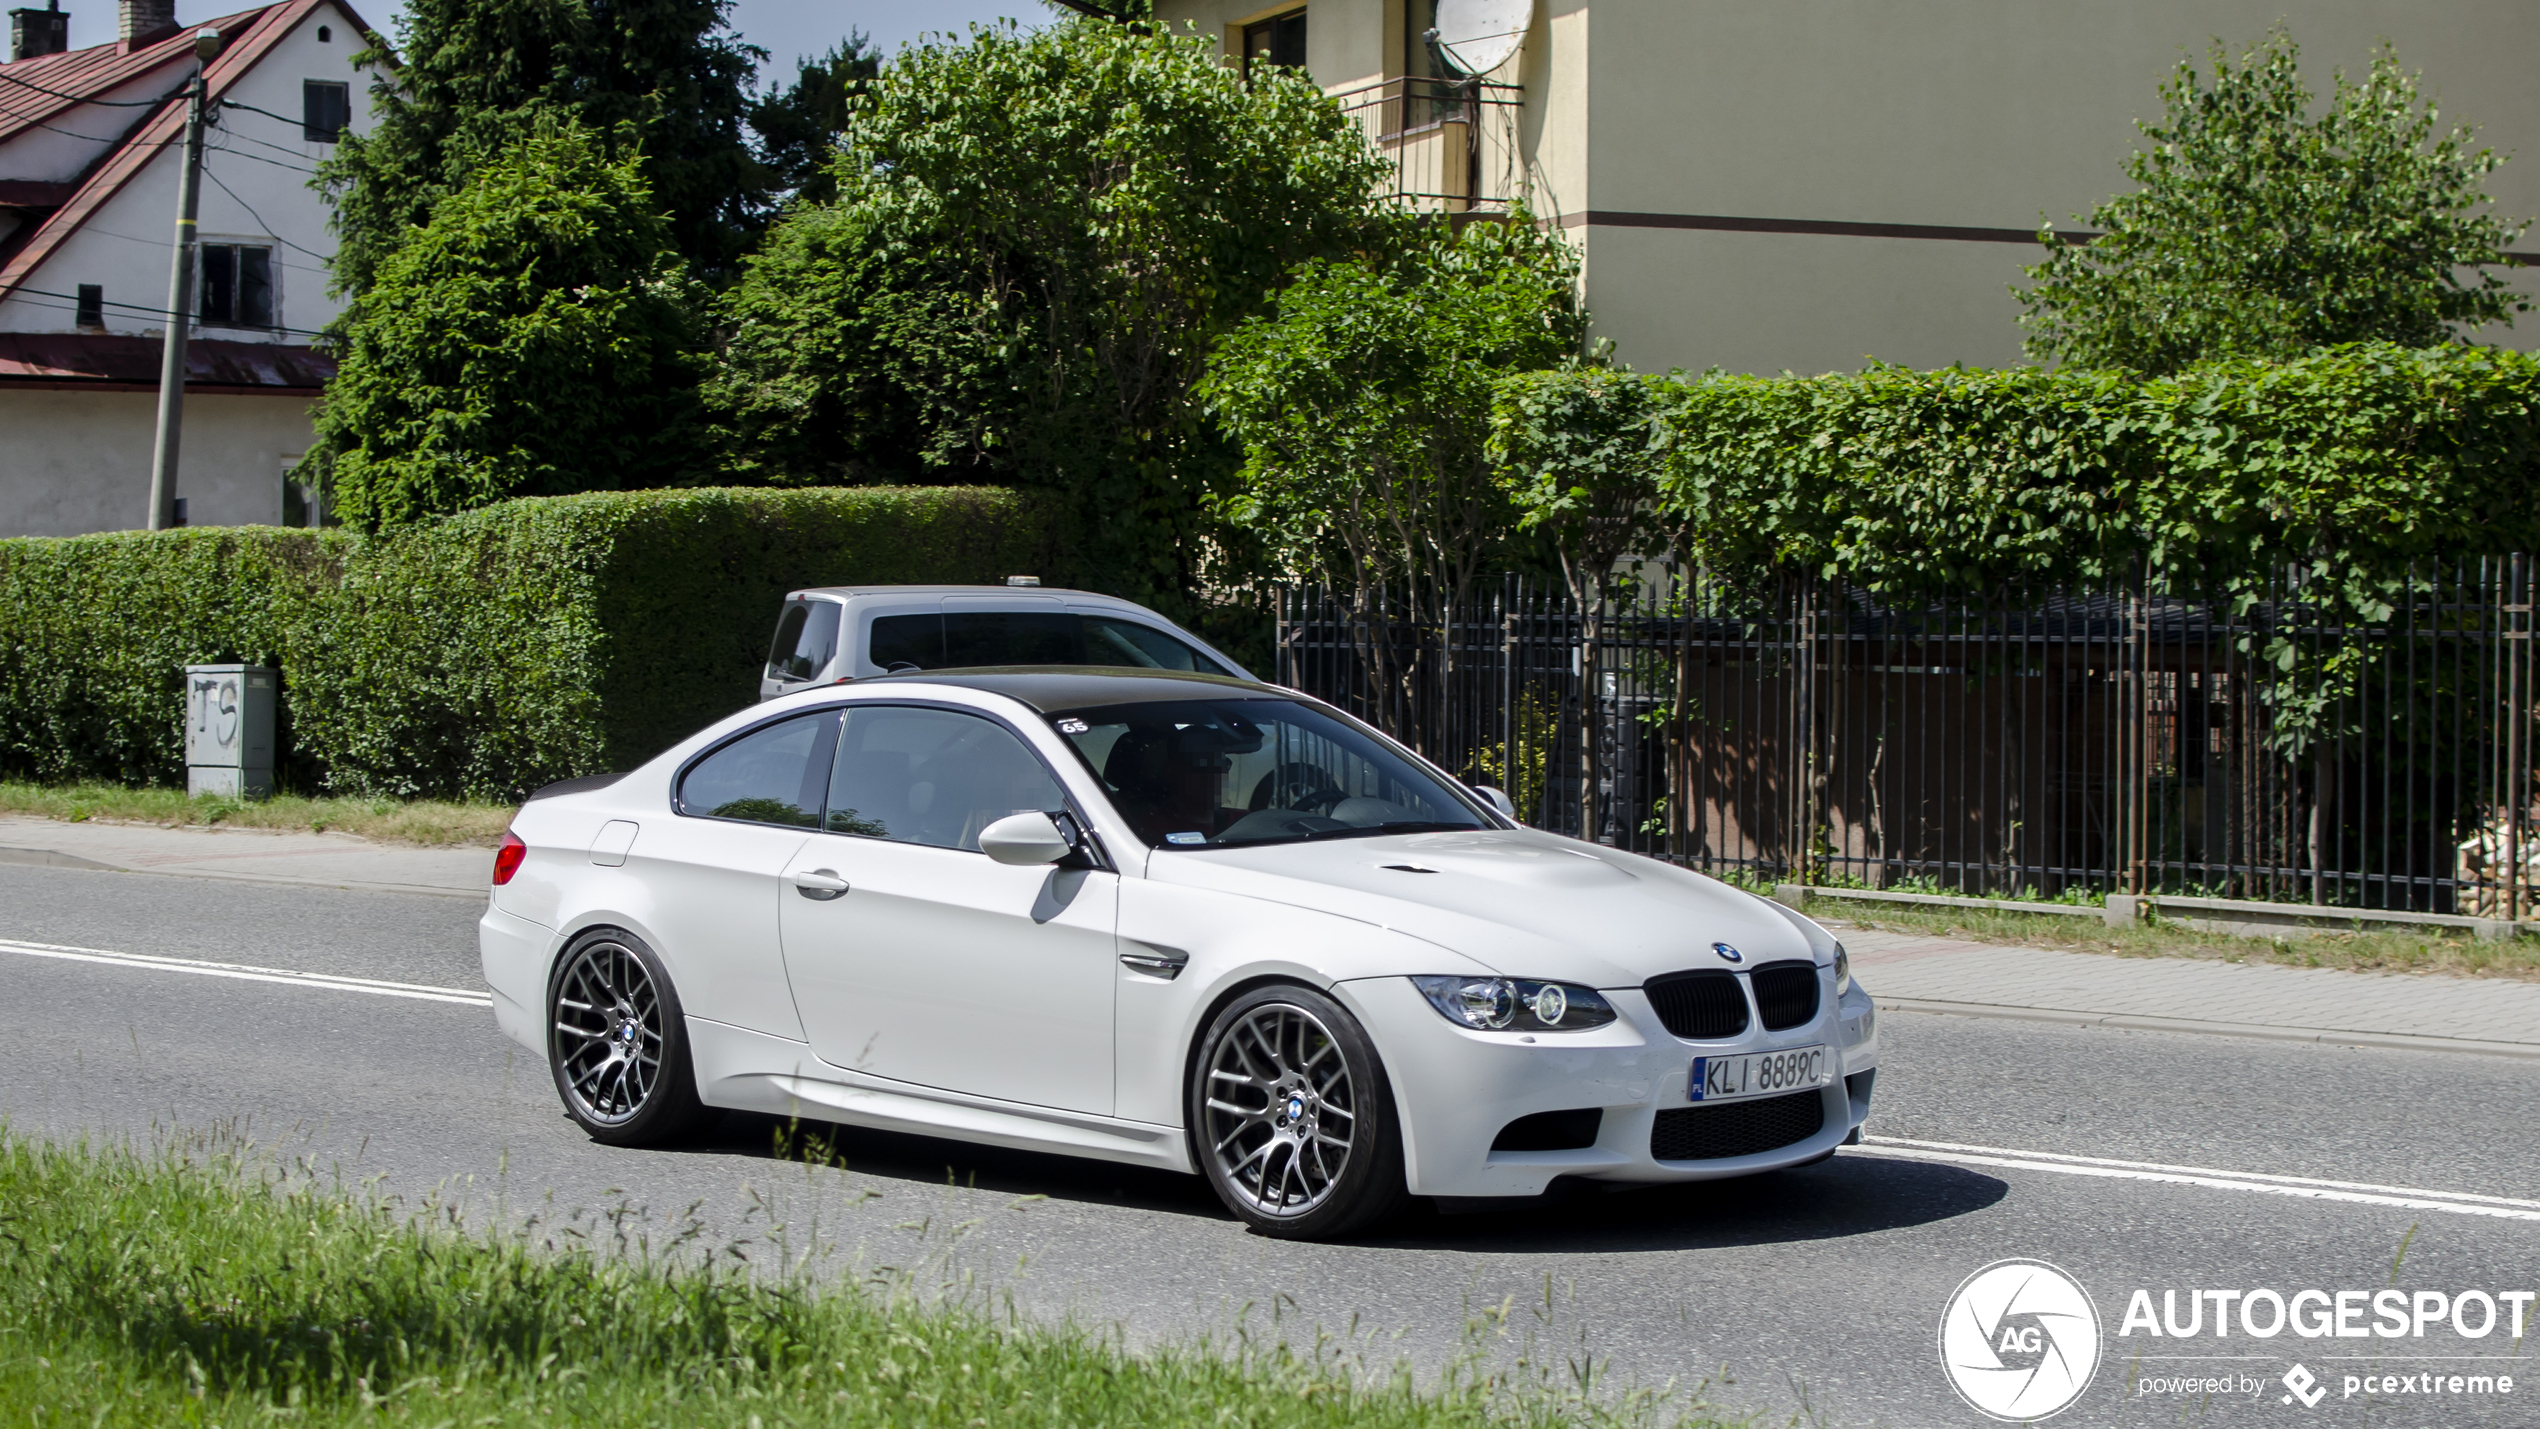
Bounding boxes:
1328 75 1524 213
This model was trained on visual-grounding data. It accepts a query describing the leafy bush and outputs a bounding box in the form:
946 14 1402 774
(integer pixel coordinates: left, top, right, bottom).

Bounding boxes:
708 18 1390 617
1496 343 2540 606
0 487 1052 800
319 126 714 530
2017 31 2529 373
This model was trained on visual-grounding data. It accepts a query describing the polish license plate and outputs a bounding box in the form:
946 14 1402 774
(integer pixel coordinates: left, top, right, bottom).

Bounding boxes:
1689 1045 1831 1103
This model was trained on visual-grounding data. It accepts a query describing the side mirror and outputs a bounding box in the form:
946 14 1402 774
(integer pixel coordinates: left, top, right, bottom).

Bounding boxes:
980 811 1074 866
1472 785 1518 821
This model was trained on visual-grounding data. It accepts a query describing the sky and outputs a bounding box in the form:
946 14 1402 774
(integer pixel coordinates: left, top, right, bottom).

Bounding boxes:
62 0 1044 87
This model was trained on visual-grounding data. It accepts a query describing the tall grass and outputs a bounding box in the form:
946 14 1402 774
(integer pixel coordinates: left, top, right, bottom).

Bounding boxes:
0 1127 1742 1427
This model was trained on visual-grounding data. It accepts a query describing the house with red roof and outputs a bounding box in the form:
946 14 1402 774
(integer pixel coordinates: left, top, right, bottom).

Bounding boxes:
0 0 370 535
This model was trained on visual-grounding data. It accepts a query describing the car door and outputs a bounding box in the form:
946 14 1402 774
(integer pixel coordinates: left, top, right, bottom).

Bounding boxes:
777 702 1119 1115
637 708 839 1038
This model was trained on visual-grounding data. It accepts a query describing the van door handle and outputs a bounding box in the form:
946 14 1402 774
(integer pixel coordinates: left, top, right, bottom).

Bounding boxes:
792 869 849 900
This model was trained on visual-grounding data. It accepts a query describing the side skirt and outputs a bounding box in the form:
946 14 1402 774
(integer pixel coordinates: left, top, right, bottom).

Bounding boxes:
685 1017 1195 1175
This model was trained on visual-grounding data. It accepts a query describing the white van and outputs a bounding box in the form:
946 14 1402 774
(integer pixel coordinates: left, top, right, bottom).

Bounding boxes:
760 583 1257 701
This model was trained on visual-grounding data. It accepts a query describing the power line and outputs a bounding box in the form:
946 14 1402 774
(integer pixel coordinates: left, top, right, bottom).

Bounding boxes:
199 159 332 262
206 118 323 165
215 97 307 129
197 139 316 175
0 91 181 145
8 283 334 339
0 66 178 107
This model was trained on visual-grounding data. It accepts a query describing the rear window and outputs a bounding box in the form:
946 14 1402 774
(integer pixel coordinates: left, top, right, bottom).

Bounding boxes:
766 601 841 683
871 611 1227 675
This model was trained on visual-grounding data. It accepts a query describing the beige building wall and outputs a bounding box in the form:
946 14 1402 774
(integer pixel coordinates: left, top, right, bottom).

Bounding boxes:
1153 0 2540 376
0 389 314 536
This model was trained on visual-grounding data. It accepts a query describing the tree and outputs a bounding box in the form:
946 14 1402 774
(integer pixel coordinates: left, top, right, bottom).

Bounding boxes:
319 0 765 292
706 19 1390 616
317 126 711 530
1201 215 1586 742
2018 31 2530 374
1491 361 1666 833
746 34 882 211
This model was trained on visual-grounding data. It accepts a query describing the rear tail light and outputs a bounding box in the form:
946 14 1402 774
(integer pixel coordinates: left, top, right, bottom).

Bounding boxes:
492 830 527 885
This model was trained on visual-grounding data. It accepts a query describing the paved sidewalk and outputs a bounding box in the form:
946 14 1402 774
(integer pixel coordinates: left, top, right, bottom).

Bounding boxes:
1839 923 2540 1058
0 815 491 899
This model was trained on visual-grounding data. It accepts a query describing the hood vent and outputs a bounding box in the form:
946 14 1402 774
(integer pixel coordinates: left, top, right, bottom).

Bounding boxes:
1643 969 1748 1040
1750 960 1821 1031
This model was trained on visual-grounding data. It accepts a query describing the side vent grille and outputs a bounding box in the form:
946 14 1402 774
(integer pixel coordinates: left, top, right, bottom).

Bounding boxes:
1749 960 1822 1031
1644 970 1749 1040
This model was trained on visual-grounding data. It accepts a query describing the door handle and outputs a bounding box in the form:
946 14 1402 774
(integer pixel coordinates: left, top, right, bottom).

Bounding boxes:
792 869 850 900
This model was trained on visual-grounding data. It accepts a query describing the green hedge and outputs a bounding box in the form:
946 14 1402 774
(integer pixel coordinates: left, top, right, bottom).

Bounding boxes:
0 487 1055 800
1495 342 2540 607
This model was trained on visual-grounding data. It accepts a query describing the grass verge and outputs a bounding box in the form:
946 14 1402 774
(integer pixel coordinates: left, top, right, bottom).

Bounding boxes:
0 1128 1737 1428
0 780 511 847
1807 898 2540 981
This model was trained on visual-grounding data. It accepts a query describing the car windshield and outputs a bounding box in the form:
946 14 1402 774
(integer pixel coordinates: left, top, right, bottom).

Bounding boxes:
1049 698 1487 849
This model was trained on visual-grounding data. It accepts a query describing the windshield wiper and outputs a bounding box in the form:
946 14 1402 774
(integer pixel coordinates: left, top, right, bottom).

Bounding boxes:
1295 820 1476 842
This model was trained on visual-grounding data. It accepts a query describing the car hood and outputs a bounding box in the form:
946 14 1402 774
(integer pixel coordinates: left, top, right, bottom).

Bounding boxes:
1143 828 1816 987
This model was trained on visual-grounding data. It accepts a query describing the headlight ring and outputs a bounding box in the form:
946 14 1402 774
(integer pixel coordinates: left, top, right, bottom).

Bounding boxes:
1411 976 1617 1032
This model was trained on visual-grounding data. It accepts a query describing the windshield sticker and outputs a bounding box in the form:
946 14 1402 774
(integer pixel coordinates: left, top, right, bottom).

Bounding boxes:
1055 717 1089 734
1165 831 1206 845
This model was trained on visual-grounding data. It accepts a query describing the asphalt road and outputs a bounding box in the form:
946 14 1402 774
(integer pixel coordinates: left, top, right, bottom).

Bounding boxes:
3 861 2537 1429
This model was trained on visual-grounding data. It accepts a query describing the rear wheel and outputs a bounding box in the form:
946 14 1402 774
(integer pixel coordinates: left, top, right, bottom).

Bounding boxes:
547 928 712 1146
1190 984 1406 1239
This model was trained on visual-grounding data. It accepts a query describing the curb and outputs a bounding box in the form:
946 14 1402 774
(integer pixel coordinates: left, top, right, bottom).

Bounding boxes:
1876 995 2540 1061
0 846 486 901
0 845 118 872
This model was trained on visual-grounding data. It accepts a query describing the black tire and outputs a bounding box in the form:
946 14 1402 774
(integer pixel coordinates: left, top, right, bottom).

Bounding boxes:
546 927 713 1147
1189 983 1407 1240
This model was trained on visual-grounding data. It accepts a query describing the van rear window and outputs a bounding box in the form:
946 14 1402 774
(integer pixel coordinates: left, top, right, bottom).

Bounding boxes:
870 612 1224 675
766 601 841 683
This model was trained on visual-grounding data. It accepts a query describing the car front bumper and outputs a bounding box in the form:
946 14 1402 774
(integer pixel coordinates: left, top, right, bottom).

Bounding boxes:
1332 972 1879 1200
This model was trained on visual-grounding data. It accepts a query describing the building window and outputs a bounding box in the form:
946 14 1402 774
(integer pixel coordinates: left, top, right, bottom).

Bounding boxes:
199 245 275 329
316 23 330 41
281 457 325 527
1400 0 1459 127
1241 8 1305 80
75 284 103 329
302 79 350 142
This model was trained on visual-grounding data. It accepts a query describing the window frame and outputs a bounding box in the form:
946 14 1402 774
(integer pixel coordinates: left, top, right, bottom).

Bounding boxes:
1240 7 1307 81
197 241 278 330
671 699 1111 868
671 707 845 830
302 78 351 142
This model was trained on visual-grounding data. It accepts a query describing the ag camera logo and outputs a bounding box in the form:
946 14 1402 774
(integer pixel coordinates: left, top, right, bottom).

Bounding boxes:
1939 1259 2103 1420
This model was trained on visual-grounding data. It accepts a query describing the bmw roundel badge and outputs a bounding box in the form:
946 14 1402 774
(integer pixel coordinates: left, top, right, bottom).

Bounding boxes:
1712 941 1743 963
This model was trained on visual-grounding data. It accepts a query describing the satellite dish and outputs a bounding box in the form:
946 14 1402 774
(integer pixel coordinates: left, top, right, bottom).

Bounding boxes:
1432 0 1528 76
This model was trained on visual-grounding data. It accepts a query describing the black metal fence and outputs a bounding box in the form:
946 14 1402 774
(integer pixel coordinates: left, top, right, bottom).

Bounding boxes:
1275 560 2540 916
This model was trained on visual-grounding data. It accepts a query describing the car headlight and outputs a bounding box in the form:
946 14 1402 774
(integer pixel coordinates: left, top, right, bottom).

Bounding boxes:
1411 976 1617 1032
1833 944 1852 996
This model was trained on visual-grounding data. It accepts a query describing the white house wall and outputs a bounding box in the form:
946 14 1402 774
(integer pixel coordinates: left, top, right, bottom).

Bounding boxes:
0 386 310 533
0 68 180 185
0 1 372 340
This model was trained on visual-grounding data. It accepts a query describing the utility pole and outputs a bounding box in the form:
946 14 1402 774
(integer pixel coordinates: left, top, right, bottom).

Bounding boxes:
146 27 221 533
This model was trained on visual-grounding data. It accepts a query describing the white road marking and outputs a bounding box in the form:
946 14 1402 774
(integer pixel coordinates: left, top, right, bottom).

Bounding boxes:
1859 1135 2540 1222
0 937 490 1006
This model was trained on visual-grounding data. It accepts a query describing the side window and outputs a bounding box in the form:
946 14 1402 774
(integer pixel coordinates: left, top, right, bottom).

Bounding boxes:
302 79 351 142
868 613 942 671
678 711 839 827
826 706 1066 852
942 611 1082 668
766 600 840 683
1082 616 1228 675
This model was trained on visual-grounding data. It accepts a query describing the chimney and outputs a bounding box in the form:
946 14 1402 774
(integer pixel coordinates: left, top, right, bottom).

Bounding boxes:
117 0 173 50
10 0 69 60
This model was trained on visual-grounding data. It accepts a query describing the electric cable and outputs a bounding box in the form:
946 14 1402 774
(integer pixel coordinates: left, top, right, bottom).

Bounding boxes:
199 159 332 261
5 284 334 339
0 66 178 106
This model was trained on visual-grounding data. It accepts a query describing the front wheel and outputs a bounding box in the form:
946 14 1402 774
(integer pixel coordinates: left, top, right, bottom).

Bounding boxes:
1190 984 1406 1239
547 928 713 1146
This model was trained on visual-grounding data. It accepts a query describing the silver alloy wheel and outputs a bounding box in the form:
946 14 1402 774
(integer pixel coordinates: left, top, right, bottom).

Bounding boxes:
552 938 662 1125
1202 1001 1358 1218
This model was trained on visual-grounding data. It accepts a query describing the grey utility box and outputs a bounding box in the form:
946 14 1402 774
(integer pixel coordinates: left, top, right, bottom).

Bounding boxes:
184 664 277 799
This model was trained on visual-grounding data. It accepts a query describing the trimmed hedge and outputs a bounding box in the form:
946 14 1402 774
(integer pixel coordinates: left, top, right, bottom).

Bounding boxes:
0 487 1055 800
1495 342 2540 607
